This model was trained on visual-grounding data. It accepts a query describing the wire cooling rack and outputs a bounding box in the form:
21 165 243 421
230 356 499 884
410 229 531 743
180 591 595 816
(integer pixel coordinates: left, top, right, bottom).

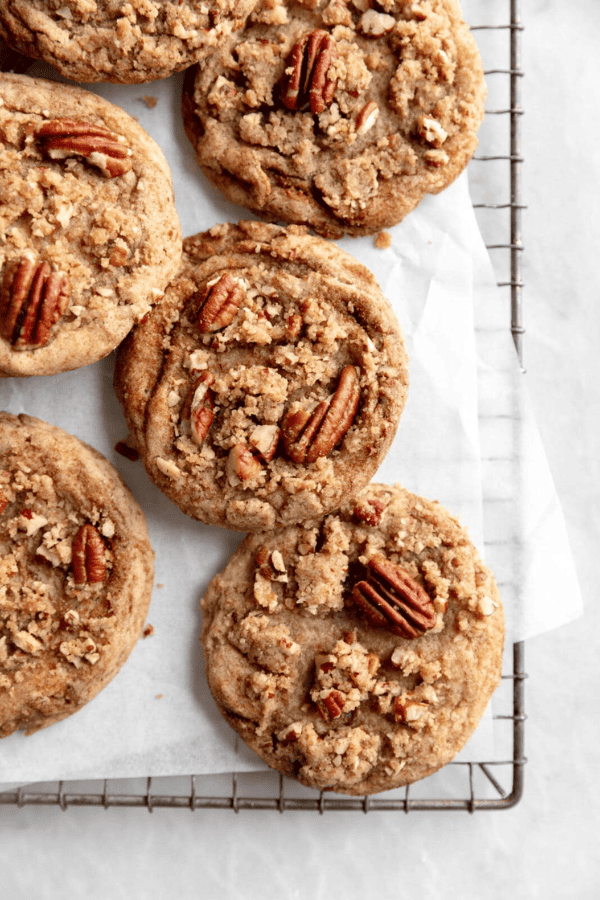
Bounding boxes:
1 0 526 812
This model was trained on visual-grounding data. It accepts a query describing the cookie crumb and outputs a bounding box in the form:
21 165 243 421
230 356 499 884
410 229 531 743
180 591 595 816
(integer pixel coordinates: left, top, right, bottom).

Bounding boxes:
115 440 140 462
374 231 392 250
142 624 155 638
142 95 158 109
155 694 163 699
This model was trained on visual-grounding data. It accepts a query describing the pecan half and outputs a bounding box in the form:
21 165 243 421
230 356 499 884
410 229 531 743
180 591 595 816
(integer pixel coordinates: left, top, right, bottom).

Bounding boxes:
351 556 436 639
72 524 106 585
0 257 71 349
37 118 133 177
281 30 338 115
181 372 215 445
282 365 360 464
194 273 246 333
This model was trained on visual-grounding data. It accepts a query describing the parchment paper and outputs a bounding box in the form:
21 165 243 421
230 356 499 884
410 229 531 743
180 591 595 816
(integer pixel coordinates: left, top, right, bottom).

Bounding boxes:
0 68 583 786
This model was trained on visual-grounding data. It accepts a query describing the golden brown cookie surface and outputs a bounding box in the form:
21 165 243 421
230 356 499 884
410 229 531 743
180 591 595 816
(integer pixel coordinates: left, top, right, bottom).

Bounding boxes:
182 0 486 237
201 482 505 795
114 221 409 532
0 74 182 377
0 412 155 738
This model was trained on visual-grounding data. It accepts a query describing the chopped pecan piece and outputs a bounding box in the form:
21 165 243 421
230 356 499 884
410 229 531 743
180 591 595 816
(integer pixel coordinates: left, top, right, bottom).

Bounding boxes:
316 689 346 721
352 489 393 527
358 10 396 36
282 365 360 464
37 118 133 177
277 722 303 744
281 30 338 115
13 631 43 654
424 149 449 168
181 372 215 445
0 257 71 349
285 313 303 340
193 273 246 333
72 524 107 585
256 546 287 582
109 246 128 267
0 488 7 515
351 556 436 639
356 100 380 135
393 698 428 725
227 443 262 482
249 424 280 462
416 115 448 148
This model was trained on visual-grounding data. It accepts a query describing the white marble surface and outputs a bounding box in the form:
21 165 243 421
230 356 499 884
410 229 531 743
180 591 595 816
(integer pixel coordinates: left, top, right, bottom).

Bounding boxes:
2 2 600 897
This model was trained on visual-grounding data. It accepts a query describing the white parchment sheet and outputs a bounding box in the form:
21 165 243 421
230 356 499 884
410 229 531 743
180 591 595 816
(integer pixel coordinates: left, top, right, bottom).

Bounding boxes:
0 71 583 786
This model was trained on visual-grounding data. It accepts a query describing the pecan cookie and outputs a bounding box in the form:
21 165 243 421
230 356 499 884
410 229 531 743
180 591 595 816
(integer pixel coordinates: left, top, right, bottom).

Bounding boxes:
114 221 409 532
0 412 155 738
0 1 259 84
201 482 505 794
0 73 182 377
182 0 486 237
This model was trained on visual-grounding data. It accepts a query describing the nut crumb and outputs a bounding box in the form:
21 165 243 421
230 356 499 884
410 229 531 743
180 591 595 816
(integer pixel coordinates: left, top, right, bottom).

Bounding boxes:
142 624 155 638
156 456 182 479
142 96 158 109
374 231 392 250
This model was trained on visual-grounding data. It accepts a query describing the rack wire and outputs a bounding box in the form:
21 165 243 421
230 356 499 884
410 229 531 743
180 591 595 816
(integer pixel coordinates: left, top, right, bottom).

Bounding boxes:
1 0 526 812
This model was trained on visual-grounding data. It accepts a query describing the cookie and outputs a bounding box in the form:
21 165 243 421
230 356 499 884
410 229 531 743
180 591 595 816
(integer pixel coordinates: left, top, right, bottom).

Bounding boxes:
0 1 259 84
201 482 504 794
182 0 486 237
0 73 182 377
114 221 409 533
0 412 155 738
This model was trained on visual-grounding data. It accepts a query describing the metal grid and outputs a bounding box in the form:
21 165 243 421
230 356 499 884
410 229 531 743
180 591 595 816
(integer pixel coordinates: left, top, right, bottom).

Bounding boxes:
1 0 527 812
